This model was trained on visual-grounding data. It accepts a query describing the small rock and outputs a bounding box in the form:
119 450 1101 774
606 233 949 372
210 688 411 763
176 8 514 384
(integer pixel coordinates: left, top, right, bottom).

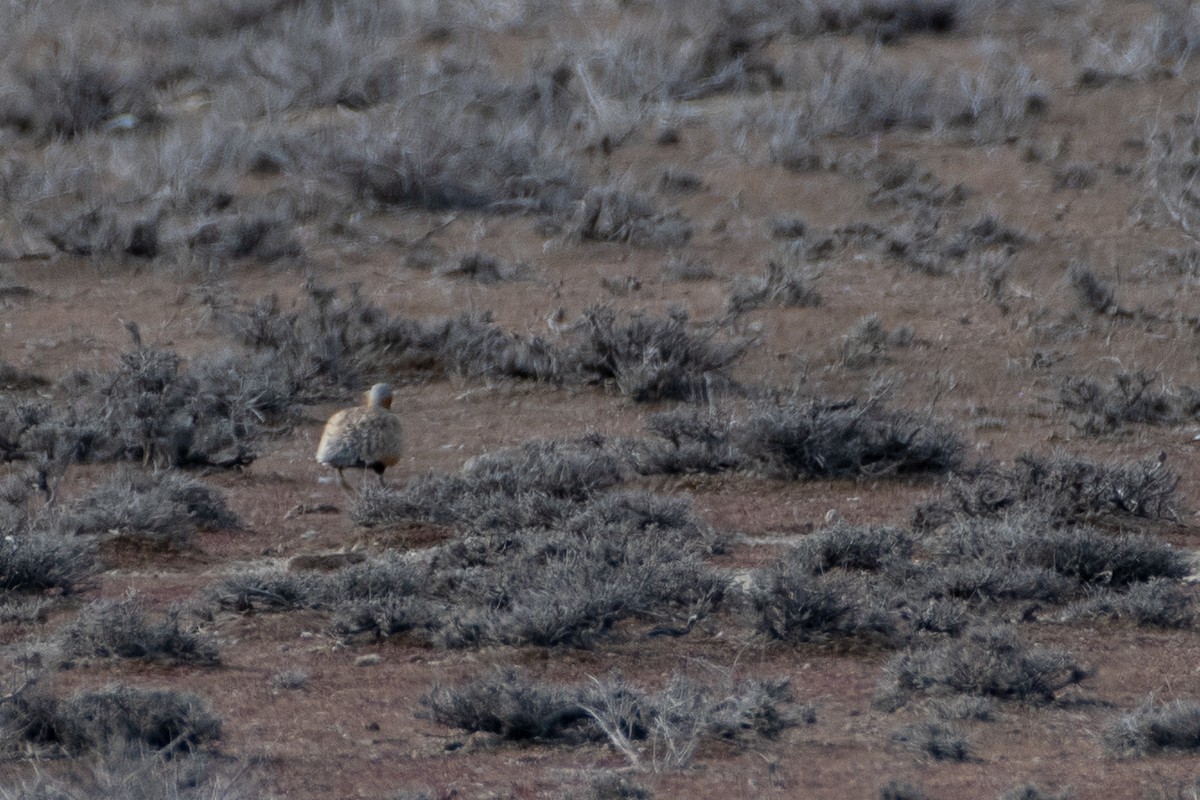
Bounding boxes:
355 654 382 667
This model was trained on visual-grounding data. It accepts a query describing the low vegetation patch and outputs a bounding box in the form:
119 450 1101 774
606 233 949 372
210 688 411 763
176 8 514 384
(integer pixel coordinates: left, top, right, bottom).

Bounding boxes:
421 667 801 769
791 523 914 573
875 625 1090 710
218 483 726 649
750 568 898 644
57 595 218 666
1 682 221 758
1105 698 1200 756
57 469 240 548
570 306 746 402
0 531 97 595
914 453 1179 527
1 334 285 470
841 315 915 368
727 252 823 314
891 720 973 762
732 401 963 479
1060 580 1196 629
926 515 1188 588
1059 370 1200 434
0 751 258 800
568 187 692 248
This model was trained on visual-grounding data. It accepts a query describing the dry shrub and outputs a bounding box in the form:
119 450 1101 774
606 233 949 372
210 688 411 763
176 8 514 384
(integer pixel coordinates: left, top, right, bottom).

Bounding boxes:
218 285 562 397
896 559 1073 608
733 401 963 479
1061 579 1196 629
792 523 913 572
750 568 898 644
58 469 240 548
1 682 221 758
866 157 967 210
353 436 628 529
841 314 914 368
570 187 692 248
354 519 723 649
926 514 1188 588
879 781 930 800
202 569 325 614
636 408 739 475
0 750 259 800
0 531 97 595
1105 698 1200 756
914 453 1179 528
636 402 962 480
422 667 799 769
57 594 218 666
1059 370 1200 434
0 363 49 392
435 252 525 283
727 251 823 313
0 53 161 140
1066 260 1117 314
891 720 972 761
662 254 716 282
588 774 654 800
22 331 292 470
570 306 746 402
876 625 1089 710
223 480 726 649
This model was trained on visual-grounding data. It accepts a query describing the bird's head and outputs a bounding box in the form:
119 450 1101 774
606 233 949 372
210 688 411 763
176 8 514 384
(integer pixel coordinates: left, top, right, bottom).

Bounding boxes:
366 383 394 409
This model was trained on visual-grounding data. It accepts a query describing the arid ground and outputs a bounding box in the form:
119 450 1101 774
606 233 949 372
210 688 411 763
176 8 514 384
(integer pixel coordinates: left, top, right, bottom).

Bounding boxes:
4 1 1200 798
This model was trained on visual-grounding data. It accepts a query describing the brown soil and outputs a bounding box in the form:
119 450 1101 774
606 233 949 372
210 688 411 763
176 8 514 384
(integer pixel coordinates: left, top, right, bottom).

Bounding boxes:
5 3 1200 799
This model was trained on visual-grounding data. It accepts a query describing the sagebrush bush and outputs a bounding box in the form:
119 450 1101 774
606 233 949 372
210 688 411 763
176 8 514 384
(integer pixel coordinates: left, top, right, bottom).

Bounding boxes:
422 667 798 769
1061 580 1195 629
876 625 1089 710
0 750 258 800
224 485 726 649
891 720 972 761
1 682 221 757
352 436 629 529
926 514 1188 588
998 785 1072 800
569 187 692 247
727 253 823 314
750 567 897 644
21 335 290 469
896 559 1074 607
841 315 914 368
58 595 218 666
1105 698 1200 756
789 523 913 573
0 52 160 140
58 468 240 547
1066 260 1117 314
569 306 746 402
636 408 738 475
879 781 929 800
733 401 963 479
914 453 1179 528
217 285 562 398
1059 371 1200 434
0 531 97 594
421 667 593 742
588 774 654 800
203 569 325 614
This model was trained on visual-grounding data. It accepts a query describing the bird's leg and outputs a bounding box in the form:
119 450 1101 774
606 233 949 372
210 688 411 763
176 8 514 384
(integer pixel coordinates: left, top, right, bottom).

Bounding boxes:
337 468 354 495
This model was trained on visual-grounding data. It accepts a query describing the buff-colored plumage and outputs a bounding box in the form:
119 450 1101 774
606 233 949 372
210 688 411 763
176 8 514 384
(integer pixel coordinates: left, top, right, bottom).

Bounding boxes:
316 383 403 492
